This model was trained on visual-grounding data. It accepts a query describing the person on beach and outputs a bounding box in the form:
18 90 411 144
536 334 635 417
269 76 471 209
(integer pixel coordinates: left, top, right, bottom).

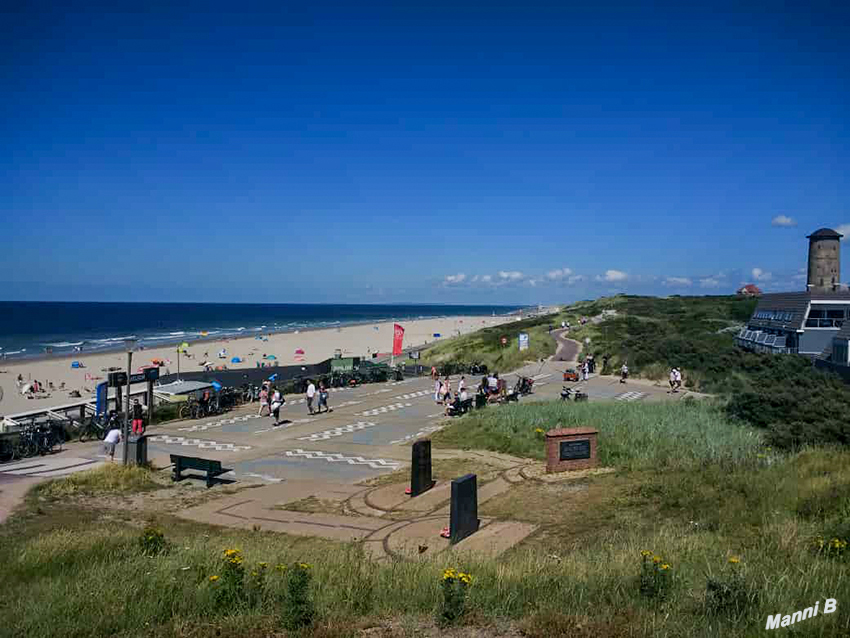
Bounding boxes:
258 385 269 416
131 398 145 435
103 426 122 462
306 379 316 414
317 381 329 413
270 387 283 425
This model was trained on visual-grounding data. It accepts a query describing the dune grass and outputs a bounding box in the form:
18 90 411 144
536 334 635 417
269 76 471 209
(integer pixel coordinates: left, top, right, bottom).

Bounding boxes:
31 463 160 501
4 400 850 636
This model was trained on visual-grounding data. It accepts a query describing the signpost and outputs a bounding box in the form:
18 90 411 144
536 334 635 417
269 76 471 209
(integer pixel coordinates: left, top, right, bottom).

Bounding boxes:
518 332 529 351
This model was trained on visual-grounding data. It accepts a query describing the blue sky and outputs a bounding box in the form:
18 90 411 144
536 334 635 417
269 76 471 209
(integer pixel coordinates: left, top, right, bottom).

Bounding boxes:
2 0 848 304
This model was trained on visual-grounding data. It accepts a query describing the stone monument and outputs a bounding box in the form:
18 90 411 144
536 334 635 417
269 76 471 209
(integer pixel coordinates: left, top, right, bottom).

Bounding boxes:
409 439 436 497
449 473 480 544
546 427 598 472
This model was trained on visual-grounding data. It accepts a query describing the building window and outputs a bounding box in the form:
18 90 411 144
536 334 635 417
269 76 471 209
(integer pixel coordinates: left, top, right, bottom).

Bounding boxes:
826 310 844 319
809 309 825 319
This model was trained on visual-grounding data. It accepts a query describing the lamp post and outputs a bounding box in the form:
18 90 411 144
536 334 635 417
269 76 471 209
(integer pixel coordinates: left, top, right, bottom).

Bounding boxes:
123 338 137 465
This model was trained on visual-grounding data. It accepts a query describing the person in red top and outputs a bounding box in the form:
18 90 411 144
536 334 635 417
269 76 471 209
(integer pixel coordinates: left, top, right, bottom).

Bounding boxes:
131 398 145 435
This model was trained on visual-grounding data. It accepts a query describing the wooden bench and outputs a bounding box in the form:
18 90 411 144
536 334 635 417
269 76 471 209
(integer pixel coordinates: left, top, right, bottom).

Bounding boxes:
170 454 230 488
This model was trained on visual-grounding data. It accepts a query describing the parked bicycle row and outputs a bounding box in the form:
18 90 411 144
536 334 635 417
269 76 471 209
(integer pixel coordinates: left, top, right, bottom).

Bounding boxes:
0 420 65 462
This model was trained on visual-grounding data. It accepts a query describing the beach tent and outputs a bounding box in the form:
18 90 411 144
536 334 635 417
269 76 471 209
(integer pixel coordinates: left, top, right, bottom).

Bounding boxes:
267 354 277 360
21 383 32 395
71 361 83 368
433 333 441 338
231 357 243 363
294 349 305 355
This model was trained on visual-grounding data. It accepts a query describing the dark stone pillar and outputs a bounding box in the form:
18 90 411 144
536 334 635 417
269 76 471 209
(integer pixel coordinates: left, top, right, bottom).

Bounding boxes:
410 439 435 496
450 473 480 544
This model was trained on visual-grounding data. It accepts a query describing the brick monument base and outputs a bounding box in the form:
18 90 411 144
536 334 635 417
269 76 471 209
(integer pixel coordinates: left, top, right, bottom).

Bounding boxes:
546 427 598 473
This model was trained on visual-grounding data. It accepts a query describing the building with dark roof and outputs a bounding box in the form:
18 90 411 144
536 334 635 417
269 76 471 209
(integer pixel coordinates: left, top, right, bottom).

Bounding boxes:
737 228 848 357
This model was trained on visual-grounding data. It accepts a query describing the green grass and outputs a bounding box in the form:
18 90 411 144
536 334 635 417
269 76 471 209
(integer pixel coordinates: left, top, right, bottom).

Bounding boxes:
3 400 850 636
420 314 558 373
30 464 160 501
551 294 850 449
432 399 762 470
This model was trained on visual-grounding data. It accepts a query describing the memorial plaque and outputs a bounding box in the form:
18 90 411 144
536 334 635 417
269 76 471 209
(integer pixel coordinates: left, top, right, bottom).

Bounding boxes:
450 474 480 544
559 439 591 461
410 440 435 497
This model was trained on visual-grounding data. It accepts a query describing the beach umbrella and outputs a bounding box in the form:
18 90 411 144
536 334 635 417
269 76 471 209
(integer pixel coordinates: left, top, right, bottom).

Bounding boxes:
21 383 32 394
267 354 277 360
71 361 82 368
295 349 305 355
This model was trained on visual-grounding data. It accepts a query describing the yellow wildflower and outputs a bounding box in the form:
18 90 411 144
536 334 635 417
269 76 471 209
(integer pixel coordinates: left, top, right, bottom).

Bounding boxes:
660 564 670 570
652 556 662 564
258 562 268 568
640 550 652 557
209 575 219 582
728 556 740 564
299 562 311 570
535 428 544 433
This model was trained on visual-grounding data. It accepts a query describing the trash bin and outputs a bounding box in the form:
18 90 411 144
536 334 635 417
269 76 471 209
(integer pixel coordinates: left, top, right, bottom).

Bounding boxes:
127 435 148 466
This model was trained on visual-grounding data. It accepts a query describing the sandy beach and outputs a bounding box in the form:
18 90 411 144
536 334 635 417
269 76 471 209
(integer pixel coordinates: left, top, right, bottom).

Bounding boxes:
0 315 514 417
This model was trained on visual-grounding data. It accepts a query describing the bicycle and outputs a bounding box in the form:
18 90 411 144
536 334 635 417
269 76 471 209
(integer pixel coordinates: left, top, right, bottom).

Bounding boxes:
79 412 114 442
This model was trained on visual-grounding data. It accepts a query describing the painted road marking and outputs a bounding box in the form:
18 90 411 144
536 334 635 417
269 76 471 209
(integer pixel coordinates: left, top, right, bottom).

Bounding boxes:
389 425 443 445
615 391 646 402
252 417 316 434
394 390 431 400
179 413 262 432
282 449 401 470
357 402 413 417
297 421 377 442
148 435 252 451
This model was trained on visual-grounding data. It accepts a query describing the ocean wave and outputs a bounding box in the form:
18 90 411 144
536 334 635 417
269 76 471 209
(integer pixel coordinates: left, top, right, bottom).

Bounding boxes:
92 335 137 343
42 341 85 348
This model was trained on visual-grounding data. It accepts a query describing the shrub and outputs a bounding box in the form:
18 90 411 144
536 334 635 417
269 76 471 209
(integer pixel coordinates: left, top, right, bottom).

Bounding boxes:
281 562 315 631
439 567 473 625
704 556 756 618
216 548 246 609
138 524 167 557
638 551 673 601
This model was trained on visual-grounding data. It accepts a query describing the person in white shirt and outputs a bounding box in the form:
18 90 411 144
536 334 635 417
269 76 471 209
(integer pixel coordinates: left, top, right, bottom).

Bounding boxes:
460 387 468 402
458 376 466 393
306 380 316 414
673 367 682 392
669 368 677 393
270 387 283 425
103 427 122 462
434 378 441 404
620 363 629 384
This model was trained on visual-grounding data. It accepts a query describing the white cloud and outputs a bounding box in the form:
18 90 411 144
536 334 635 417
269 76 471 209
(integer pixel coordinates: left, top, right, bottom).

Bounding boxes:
498 270 524 281
603 269 628 282
527 279 540 287
546 267 573 281
480 275 492 283
752 267 772 282
772 215 797 227
836 224 850 242
443 273 466 285
664 277 692 286
700 277 721 288
567 274 584 284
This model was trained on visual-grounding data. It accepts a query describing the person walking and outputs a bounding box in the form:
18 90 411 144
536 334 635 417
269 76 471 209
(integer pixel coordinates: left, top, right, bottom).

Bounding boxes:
434 377 442 404
317 381 330 414
669 368 677 393
673 367 682 392
306 379 316 415
620 362 629 384
458 375 466 394
582 360 589 381
269 386 283 425
258 384 269 416
131 398 145 435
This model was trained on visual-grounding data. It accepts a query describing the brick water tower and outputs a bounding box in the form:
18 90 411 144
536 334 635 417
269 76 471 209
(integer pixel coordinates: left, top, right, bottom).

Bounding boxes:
807 228 843 292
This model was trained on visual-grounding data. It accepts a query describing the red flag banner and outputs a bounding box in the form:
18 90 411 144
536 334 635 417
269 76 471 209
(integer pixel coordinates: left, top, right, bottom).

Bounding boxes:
392 323 405 356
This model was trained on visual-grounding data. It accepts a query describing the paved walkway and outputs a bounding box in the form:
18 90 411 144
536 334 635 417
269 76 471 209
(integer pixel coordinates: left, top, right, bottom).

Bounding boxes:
0 358 707 526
